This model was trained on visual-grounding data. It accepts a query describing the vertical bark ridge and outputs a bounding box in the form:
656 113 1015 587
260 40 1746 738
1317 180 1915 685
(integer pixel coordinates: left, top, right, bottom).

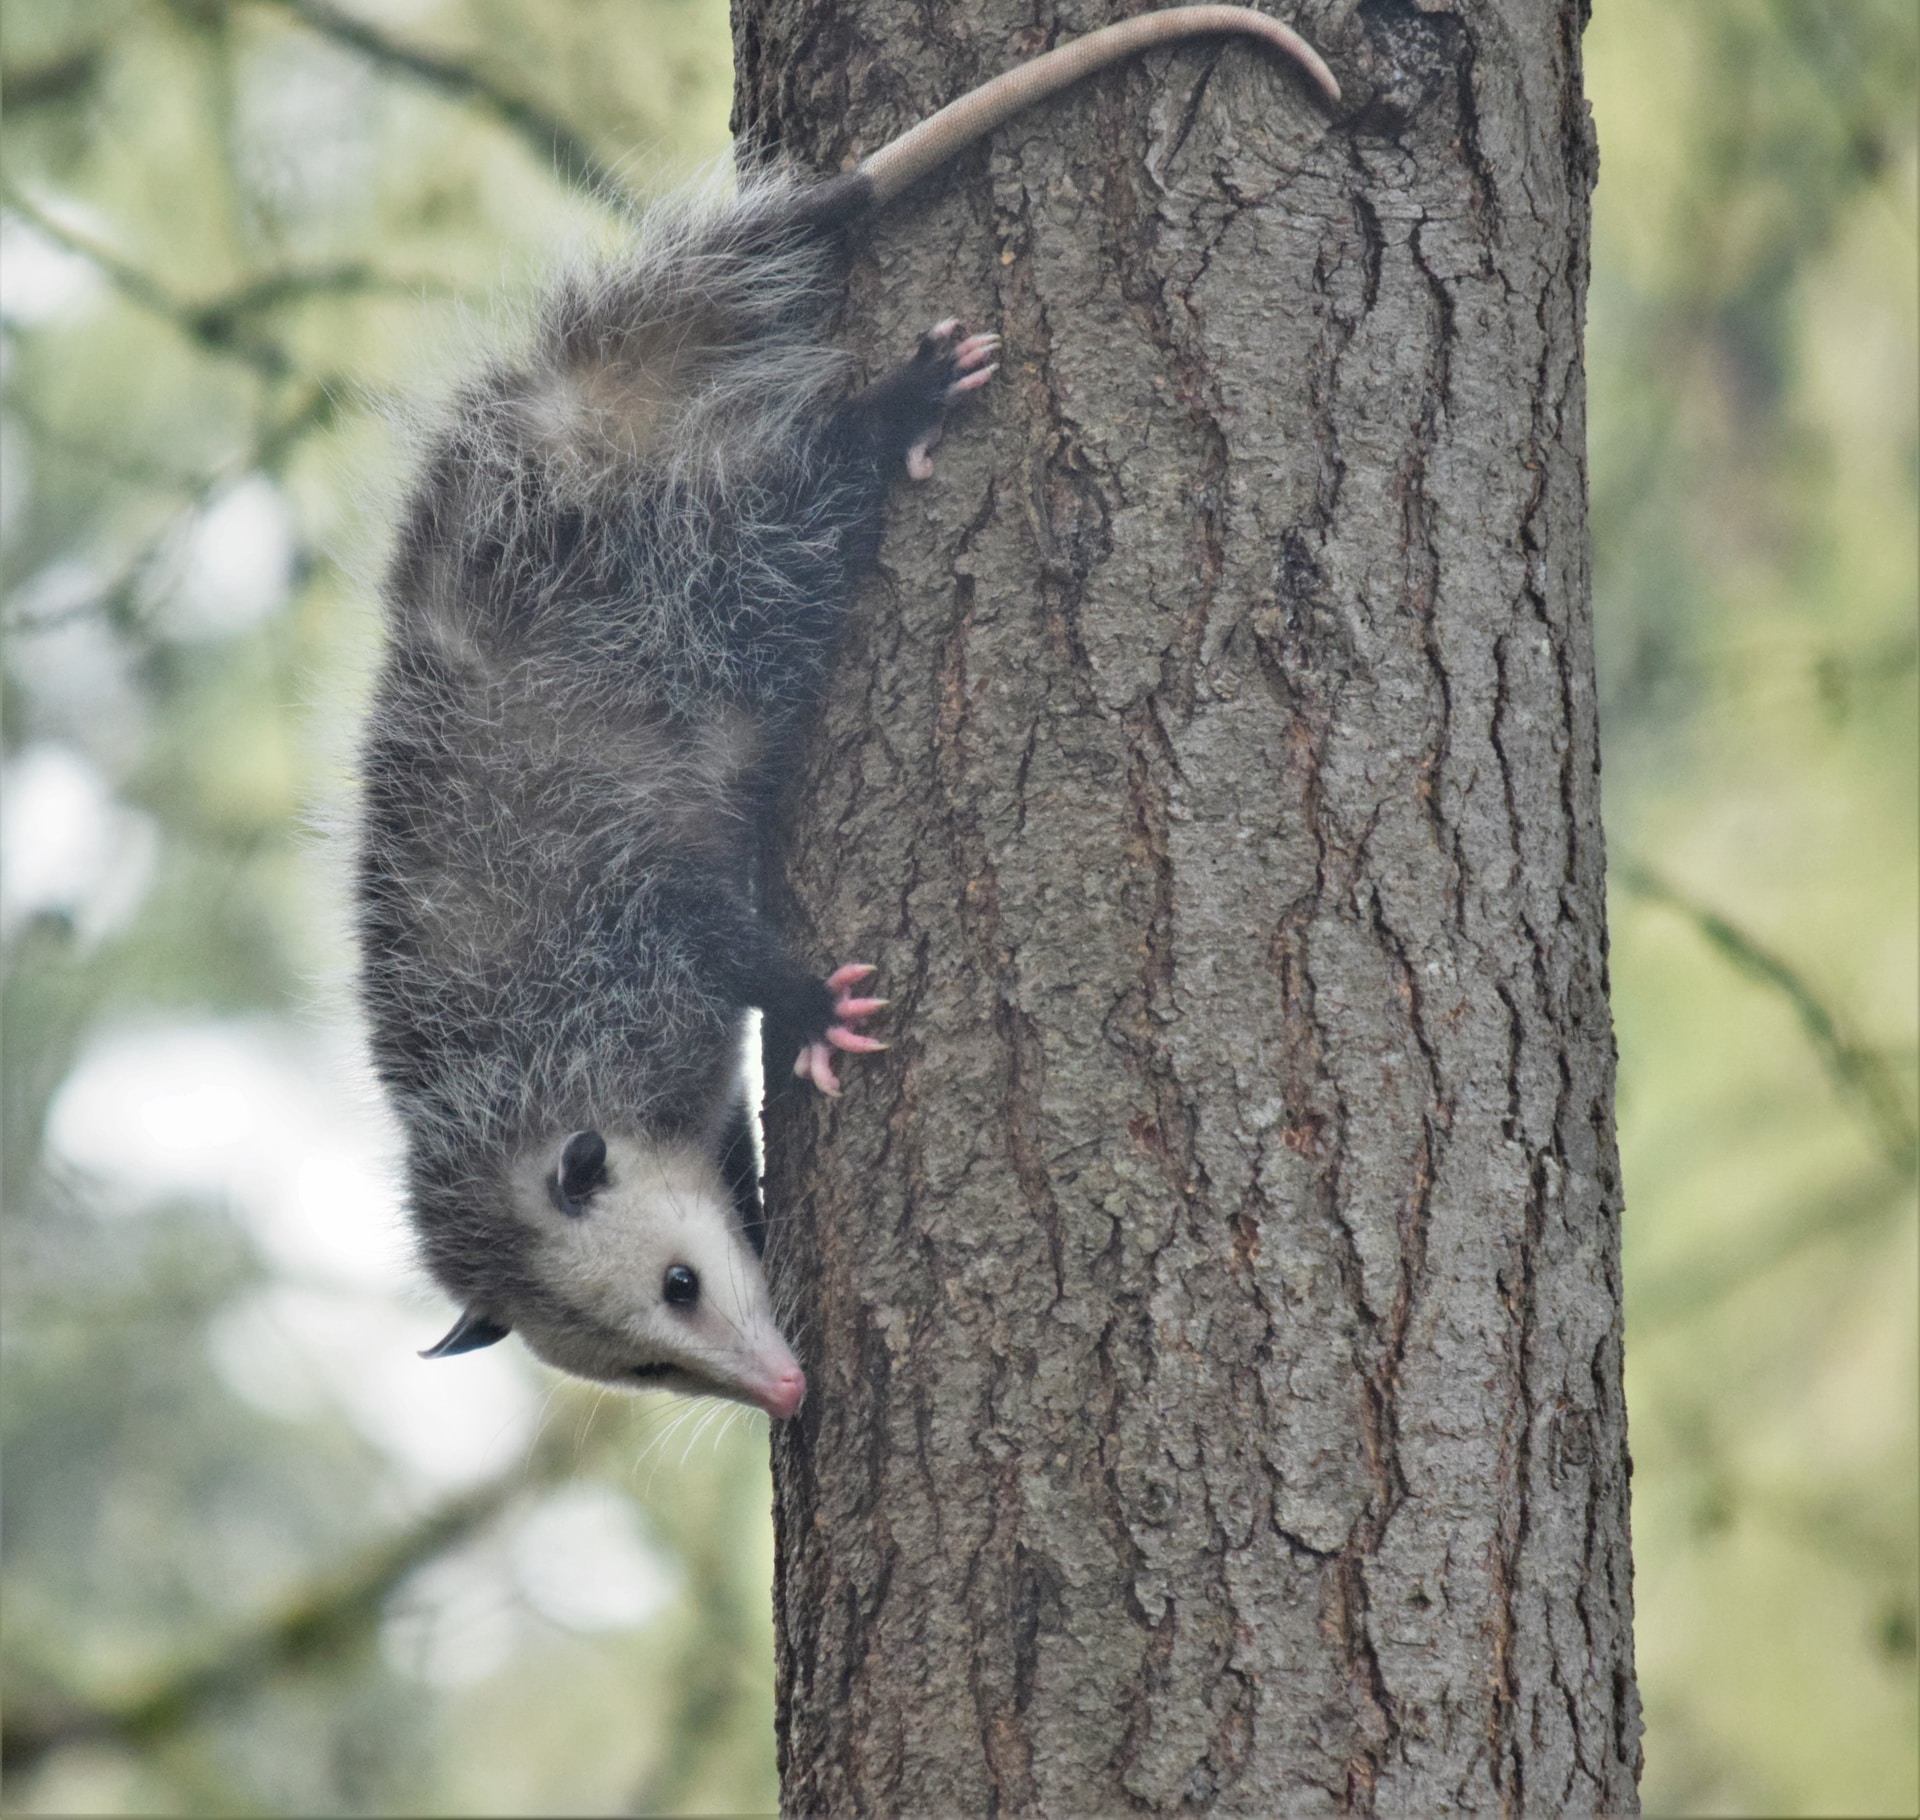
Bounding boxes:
746 0 1638 1811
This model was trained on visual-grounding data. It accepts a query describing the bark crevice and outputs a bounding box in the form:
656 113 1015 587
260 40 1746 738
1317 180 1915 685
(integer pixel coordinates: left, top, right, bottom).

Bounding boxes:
746 2 1639 1812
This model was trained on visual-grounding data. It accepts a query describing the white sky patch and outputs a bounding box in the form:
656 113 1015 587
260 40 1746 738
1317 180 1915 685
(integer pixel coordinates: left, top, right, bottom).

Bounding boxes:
380 1481 681 1688
44 1019 412 1289
209 1284 540 1491
237 32 378 227
508 1483 680 1633
1 742 157 942
382 1537 529 1688
172 475 297 638
47 1017 549 1489
0 213 106 326
3 569 150 760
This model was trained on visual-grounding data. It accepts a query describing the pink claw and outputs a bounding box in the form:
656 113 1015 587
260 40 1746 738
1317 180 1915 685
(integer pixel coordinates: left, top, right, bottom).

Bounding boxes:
795 1041 842 1096
834 996 888 1018
826 963 876 992
946 364 998 397
827 1027 887 1054
954 332 1001 369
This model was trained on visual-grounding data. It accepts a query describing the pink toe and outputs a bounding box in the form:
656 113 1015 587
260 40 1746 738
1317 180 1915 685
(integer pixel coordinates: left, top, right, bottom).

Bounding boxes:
805 1043 842 1096
826 963 876 991
928 316 961 341
833 996 888 1019
827 1027 887 1054
798 1044 844 1090
947 364 997 395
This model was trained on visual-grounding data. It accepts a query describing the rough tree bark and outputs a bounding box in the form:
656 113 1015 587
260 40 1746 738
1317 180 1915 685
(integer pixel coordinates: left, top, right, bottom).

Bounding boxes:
738 0 1639 1811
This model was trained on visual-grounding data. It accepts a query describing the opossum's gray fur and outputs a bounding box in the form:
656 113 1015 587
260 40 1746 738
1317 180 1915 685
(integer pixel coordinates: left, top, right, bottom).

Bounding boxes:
359 169 865 1337
355 7 1339 1404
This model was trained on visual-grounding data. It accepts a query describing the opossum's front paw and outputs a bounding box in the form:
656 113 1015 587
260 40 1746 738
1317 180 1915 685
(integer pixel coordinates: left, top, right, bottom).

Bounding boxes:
905 320 1000 482
792 963 889 1097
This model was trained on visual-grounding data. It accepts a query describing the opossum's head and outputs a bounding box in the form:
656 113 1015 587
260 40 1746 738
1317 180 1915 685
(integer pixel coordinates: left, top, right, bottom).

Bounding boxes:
423 1130 805 1419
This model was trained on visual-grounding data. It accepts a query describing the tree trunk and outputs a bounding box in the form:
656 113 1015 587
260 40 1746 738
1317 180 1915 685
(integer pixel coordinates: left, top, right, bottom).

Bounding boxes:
738 0 1639 1810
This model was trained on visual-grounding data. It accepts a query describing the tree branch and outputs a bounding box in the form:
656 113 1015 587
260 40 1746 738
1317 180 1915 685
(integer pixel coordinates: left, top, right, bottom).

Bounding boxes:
2 386 339 639
1634 1164 1912 1327
1619 861 1920 1176
2 395 203 492
0 48 104 112
250 0 636 209
2 183 444 378
0 1429 584 1777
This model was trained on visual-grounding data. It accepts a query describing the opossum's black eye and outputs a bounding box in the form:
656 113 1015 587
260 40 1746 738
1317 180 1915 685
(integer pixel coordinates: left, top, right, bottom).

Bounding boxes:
662 1264 700 1308
551 1129 608 1215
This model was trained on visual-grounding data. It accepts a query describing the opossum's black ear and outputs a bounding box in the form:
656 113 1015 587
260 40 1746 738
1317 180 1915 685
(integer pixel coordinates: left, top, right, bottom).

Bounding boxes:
553 1129 608 1214
420 1308 511 1358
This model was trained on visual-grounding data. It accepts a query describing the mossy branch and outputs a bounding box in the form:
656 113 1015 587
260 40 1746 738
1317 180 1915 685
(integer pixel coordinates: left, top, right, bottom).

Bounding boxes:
1619 861 1919 1177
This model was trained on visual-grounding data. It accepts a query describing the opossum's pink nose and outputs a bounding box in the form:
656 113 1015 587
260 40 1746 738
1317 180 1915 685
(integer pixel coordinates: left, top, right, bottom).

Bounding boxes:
758 1363 807 1421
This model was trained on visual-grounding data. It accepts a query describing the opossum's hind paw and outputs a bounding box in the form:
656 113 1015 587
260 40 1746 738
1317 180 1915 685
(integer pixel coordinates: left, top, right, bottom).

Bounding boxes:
904 321 1000 482
793 965 890 1097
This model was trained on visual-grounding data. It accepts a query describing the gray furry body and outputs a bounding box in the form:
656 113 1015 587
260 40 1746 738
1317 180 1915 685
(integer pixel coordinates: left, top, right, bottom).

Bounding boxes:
360 180 865 1339
353 8 1337 1408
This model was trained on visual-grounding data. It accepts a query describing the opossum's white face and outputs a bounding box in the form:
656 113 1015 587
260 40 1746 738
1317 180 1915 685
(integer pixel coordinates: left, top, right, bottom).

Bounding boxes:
427 1131 805 1418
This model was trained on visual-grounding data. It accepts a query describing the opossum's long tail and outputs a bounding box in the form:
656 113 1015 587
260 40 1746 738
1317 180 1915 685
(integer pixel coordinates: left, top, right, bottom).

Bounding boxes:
857 6 1340 207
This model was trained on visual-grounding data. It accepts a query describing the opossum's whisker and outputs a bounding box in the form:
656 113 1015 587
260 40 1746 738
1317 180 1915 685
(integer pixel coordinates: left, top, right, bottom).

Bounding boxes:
679 1399 725 1467
635 1400 700 1494
573 1384 613 1463
700 1400 735 1454
522 1374 575 1474
625 1397 679 1482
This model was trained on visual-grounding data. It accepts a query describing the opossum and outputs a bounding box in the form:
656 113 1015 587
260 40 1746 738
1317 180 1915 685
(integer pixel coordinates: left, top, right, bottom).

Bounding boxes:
356 7 1338 1419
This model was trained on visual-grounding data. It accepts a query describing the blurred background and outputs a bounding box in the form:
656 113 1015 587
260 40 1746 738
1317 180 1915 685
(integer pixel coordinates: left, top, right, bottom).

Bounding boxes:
1 0 1913 1812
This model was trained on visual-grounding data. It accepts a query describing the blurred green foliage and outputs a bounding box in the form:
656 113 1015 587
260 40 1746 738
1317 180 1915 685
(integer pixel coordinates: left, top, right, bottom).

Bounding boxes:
3 2 776 1814
1589 0 1918 1811
1 1 1914 1814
